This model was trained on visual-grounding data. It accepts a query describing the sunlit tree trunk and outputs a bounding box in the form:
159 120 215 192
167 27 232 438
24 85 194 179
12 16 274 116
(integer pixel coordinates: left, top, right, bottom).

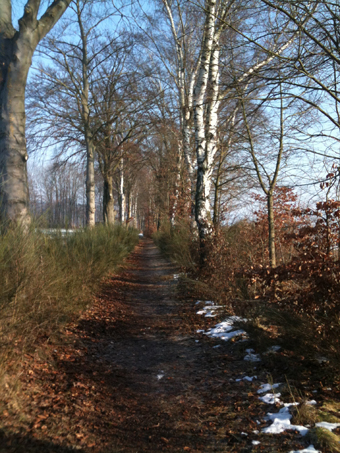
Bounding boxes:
162 0 199 229
267 191 276 267
103 174 115 224
118 158 125 224
193 0 217 242
0 0 71 225
170 148 182 227
77 1 95 227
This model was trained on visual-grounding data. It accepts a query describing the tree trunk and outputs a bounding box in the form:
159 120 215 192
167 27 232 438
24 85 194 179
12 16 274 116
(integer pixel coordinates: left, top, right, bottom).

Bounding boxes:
85 138 96 227
170 148 182 227
0 0 71 225
103 174 115 224
119 158 125 225
213 168 221 226
193 1 217 244
267 192 276 267
0 37 33 226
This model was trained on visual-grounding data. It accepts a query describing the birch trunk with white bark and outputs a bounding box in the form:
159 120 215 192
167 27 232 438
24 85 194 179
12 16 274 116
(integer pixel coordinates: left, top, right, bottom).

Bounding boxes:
118 158 125 225
193 0 217 242
162 0 198 228
77 1 95 227
170 148 182 227
0 0 71 225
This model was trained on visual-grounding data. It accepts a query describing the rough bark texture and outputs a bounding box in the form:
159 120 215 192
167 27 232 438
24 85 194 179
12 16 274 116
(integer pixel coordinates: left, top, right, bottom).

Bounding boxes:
267 193 276 268
103 175 115 224
0 0 71 225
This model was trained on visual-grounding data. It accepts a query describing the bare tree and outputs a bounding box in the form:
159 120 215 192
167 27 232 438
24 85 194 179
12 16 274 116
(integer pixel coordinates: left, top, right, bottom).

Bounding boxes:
0 0 71 225
27 0 122 227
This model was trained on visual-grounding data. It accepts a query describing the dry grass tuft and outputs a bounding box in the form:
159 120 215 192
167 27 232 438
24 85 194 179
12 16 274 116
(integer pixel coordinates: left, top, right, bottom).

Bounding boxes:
307 427 340 452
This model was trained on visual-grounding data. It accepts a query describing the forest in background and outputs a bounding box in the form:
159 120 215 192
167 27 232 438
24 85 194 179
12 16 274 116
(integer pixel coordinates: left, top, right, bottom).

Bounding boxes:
2 0 340 414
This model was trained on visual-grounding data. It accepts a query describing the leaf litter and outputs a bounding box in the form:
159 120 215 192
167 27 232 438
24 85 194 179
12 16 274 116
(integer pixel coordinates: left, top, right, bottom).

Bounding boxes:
1 240 340 452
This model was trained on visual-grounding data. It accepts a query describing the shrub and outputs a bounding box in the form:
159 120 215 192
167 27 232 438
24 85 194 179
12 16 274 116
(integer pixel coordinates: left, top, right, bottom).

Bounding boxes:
0 224 138 376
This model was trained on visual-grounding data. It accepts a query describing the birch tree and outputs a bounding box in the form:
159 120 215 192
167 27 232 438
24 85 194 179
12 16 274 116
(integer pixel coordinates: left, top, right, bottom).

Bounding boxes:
0 0 71 225
160 0 201 226
191 0 302 258
193 0 244 247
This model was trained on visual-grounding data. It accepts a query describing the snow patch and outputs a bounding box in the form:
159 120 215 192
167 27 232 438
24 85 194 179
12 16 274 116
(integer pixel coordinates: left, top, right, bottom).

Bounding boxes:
266 345 281 353
196 301 223 317
204 316 247 341
259 393 282 405
197 306 222 317
258 383 281 394
252 440 261 445
289 446 320 453
244 349 261 362
315 421 340 431
197 315 248 342
262 405 308 435
236 375 257 382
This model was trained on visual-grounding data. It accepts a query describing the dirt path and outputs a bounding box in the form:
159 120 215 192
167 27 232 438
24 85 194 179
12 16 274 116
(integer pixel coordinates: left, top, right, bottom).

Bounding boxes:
1 239 318 452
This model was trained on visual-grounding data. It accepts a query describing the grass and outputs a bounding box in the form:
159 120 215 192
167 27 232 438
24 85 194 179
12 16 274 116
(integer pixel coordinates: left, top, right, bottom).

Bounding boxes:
153 222 197 271
307 427 340 452
0 223 138 393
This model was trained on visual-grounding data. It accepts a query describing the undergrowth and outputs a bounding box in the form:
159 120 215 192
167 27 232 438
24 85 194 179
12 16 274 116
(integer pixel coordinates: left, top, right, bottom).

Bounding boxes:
153 193 340 371
154 200 340 450
0 224 138 387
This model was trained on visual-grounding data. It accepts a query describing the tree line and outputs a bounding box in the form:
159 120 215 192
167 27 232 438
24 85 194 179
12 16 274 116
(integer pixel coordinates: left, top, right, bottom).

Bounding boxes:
1 0 340 265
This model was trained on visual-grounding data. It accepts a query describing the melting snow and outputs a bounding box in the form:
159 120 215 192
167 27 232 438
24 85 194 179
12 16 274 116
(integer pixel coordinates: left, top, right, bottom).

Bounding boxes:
258 383 281 394
266 345 281 353
259 393 282 404
204 317 247 341
206 316 246 340
196 301 223 317
289 446 320 453
197 306 222 317
315 421 340 431
244 349 261 362
209 328 246 341
236 375 257 382
262 405 308 435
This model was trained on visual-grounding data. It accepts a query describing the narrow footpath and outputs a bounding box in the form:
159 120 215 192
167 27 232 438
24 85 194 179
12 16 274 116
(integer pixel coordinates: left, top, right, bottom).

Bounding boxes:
1 239 322 452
